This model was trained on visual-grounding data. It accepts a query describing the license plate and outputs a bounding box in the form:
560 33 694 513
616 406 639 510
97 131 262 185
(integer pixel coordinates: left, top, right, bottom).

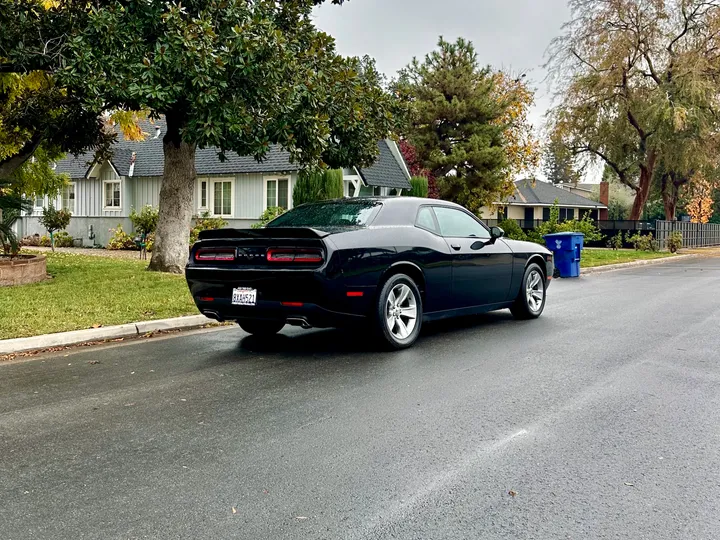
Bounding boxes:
232 287 257 306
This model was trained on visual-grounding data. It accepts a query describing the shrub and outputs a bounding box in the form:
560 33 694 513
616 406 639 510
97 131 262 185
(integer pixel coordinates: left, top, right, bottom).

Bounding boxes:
190 212 228 244
498 219 527 241
667 231 682 253
53 231 75 248
252 207 286 229
607 231 623 250
130 205 159 236
408 176 429 198
145 232 155 252
39 235 52 247
627 232 658 251
21 234 42 247
107 225 138 250
39 204 72 251
293 169 344 206
556 214 604 243
525 203 603 246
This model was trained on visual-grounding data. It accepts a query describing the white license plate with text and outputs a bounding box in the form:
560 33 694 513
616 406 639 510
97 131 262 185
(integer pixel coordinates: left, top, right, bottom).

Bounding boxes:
232 287 257 306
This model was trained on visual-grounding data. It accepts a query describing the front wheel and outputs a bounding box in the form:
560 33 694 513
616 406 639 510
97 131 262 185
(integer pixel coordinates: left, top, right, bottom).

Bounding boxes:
510 263 546 320
374 274 423 350
238 319 285 337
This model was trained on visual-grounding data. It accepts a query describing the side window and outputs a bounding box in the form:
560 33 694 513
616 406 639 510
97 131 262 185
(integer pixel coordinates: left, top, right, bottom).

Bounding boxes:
416 207 439 234
434 207 491 239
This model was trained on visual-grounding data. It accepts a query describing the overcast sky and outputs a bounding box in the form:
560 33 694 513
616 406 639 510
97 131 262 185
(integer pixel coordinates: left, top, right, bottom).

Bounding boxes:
313 0 571 133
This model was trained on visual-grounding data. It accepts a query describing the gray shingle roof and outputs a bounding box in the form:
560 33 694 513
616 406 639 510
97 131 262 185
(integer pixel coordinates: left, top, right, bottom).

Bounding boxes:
357 140 411 189
54 117 407 182
510 179 607 208
55 154 94 179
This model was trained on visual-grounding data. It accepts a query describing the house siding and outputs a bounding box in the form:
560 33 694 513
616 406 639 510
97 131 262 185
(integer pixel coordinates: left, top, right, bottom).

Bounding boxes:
236 174 264 219
133 176 162 209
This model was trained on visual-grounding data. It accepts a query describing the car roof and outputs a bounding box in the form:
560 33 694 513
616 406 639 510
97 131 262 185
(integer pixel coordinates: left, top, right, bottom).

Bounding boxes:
292 197 472 227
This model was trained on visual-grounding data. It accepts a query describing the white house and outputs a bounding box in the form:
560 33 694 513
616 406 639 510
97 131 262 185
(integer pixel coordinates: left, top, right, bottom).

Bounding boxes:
18 118 411 246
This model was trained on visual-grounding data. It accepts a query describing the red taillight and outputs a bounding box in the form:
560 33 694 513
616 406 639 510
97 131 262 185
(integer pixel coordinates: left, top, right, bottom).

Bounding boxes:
281 302 304 307
266 248 323 264
198 297 215 302
195 249 236 262
346 291 364 297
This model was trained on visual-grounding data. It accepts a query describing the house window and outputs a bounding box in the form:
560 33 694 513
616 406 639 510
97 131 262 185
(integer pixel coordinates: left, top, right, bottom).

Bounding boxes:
265 177 290 210
199 180 208 209
34 195 45 209
497 207 507 221
558 208 575 221
104 181 121 209
61 183 76 213
542 207 551 221
373 186 382 196
212 180 233 216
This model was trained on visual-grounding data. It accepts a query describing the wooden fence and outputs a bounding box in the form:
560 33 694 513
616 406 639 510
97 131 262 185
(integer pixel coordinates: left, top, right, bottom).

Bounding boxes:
655 220 720 249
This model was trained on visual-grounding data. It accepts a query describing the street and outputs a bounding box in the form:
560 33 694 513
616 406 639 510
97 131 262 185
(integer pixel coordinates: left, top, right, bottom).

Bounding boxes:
1 257 719 540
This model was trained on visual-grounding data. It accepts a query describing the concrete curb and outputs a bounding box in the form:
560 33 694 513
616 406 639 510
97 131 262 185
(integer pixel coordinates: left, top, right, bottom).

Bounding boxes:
0 315 215 356
581 253 699 275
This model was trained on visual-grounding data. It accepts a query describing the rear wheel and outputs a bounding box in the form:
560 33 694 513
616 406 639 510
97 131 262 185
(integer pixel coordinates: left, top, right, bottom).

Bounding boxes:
238 319 285 337
510 263 546 320
374 274 423 350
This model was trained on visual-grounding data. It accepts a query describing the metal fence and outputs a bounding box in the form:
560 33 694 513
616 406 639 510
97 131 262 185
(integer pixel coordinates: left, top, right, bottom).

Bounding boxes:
484 219 656 232
655 220 720 249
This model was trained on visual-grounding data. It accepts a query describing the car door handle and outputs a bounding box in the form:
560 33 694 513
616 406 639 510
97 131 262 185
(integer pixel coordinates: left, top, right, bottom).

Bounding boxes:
451 244 461 251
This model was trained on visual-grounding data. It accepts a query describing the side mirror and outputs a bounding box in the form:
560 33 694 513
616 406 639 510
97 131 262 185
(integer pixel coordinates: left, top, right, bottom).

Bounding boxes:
490 226 505 239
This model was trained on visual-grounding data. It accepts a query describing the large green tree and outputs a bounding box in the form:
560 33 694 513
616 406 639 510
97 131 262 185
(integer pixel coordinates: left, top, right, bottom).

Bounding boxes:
547 0 720 220
54 0 397 273
396 37 537 213
542 137 578 185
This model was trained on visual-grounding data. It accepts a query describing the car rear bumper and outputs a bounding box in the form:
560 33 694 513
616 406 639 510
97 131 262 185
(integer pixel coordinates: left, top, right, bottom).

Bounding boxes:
186 267 375 328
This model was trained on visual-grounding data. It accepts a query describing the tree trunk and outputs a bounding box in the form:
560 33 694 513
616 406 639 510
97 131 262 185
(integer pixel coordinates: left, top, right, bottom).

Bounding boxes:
629 152 657 220
662 182 679 221
148 114 196 274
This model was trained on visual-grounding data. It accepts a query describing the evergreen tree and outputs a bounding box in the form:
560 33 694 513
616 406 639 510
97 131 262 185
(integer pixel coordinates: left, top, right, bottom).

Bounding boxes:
396 37 537 212
293 169 344 206
396 38 509 213
542 139 577 185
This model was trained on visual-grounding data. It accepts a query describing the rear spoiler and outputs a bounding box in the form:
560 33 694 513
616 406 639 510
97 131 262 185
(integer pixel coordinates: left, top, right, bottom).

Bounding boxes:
197 227 331 240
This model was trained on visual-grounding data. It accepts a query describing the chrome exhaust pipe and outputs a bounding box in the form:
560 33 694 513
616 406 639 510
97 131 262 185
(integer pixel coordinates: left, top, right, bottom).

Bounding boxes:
287 317 312 329
202 310 224 322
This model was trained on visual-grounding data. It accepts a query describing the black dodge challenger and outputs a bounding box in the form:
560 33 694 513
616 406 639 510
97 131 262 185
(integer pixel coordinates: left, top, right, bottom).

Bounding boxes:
186 197 553 349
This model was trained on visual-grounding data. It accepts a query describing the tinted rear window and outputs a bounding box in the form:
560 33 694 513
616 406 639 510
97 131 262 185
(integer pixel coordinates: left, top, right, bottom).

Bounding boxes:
266 201 382 228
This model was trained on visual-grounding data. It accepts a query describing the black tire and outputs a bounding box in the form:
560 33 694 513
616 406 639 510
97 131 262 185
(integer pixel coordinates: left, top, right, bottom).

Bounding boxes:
374 274 423 350
510 263 546 320
238 319 285 337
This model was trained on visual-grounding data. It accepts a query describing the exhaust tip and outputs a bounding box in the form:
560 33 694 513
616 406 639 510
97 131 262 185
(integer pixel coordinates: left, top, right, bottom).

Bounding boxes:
287 317 312 329
202 310 223 322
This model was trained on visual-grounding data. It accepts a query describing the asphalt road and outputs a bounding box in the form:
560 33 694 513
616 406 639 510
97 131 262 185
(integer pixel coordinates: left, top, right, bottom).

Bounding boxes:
2 257 720 540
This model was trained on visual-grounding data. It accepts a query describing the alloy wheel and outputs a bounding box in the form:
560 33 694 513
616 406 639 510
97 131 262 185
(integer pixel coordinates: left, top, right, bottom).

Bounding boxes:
385 283 418 340
525 270 544 313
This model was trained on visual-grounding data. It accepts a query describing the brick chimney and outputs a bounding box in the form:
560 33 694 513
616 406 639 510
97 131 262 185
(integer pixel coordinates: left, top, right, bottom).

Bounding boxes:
599 181 609 220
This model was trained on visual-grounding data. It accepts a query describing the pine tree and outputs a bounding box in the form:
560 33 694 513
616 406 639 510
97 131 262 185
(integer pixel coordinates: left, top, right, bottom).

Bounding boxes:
542 139 577 185
396 38 511 213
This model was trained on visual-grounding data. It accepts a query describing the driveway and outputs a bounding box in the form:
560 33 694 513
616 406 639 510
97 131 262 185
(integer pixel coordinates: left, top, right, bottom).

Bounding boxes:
1 257 719 539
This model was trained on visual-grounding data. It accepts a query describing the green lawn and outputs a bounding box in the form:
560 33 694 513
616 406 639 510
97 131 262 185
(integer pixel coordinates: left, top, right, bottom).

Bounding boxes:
0 252 197 340
581 248 676 268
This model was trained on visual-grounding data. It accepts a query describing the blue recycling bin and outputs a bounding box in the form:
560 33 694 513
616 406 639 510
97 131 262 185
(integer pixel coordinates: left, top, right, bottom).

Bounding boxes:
544 232 584 278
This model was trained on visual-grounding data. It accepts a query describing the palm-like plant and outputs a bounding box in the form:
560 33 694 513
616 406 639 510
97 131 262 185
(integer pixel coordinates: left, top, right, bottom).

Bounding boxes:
0 182 32 256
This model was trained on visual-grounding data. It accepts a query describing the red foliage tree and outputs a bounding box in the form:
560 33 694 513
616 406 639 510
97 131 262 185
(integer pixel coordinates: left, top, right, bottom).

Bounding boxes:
398 139 439 198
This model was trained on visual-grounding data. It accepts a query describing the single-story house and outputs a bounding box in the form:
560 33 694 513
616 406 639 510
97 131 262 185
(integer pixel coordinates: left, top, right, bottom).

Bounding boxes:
18 118 411 246
481 179 608 225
